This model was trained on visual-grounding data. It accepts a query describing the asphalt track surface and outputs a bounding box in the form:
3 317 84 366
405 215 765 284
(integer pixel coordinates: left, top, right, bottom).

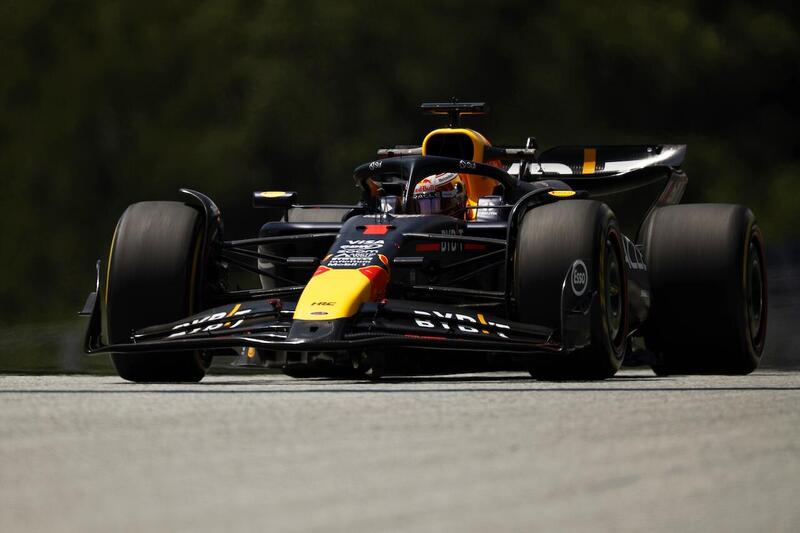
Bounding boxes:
1 370 799 533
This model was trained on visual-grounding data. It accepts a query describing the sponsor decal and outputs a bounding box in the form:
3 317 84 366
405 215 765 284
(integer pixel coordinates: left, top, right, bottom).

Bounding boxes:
368 160 382 170
412 310 511 338
441 228 462 252
168 304 252 338
459 160 476 170
415 177 436 193
326 239 385 268
571 260 588 296
440 228 463 253
414 229 464 253
311 301 335 306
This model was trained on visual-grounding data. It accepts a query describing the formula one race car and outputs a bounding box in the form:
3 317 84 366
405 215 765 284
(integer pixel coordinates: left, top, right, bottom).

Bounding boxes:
81 102 767 382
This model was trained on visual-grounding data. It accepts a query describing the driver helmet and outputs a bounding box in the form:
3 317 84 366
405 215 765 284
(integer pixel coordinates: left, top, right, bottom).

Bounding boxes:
413 172 467 216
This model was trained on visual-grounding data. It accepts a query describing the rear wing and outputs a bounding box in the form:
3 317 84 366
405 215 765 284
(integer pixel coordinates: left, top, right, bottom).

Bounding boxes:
508 144 687 178
378 142 684 174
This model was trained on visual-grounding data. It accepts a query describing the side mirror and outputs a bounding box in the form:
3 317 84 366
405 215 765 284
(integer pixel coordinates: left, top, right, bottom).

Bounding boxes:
252 191 297 208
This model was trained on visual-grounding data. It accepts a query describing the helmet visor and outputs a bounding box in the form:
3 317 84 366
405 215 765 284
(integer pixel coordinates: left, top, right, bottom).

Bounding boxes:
416 195 441 215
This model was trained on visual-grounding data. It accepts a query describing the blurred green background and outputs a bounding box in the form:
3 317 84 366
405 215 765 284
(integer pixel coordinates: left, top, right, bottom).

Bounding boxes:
1 0 797 371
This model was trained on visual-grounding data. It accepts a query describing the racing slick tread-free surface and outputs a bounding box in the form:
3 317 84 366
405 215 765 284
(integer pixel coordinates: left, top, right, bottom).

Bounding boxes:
105 201 209 382
641 204 767 375
515 200 628 380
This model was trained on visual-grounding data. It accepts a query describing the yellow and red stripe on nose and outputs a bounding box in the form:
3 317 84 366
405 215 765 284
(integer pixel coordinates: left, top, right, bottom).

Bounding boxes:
293 266 389 320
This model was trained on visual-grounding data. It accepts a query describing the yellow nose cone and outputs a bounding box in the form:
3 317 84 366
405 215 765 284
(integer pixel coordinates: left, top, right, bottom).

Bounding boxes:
293 269 374 320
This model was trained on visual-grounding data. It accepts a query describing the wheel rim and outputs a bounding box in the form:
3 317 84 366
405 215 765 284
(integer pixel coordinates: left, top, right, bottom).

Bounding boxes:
747 239 764 343
605 238 623 342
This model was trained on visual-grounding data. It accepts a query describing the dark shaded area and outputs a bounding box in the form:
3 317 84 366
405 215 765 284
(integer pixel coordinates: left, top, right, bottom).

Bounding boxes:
0 1 797 370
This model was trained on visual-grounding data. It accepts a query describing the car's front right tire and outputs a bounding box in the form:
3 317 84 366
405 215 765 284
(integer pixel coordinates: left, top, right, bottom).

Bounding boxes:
104 201 210 382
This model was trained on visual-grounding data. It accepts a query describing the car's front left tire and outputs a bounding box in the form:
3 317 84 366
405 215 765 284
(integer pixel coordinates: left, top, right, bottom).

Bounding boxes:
514 200 629 380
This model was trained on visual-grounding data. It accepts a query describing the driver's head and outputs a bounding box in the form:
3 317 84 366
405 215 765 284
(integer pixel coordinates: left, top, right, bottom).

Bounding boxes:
413 172 466 216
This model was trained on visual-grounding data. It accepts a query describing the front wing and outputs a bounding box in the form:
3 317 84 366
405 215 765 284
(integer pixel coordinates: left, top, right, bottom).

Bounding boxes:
84 260 595 359
85 298 567 356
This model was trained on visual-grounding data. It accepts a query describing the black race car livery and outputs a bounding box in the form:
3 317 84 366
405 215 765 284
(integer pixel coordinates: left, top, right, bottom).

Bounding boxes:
81 102 767 381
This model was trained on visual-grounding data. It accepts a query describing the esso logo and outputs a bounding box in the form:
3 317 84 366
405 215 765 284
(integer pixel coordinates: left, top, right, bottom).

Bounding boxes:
571 260 588 296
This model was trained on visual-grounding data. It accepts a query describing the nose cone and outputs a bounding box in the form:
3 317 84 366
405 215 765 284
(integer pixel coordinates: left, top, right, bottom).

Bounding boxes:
293 267 388 321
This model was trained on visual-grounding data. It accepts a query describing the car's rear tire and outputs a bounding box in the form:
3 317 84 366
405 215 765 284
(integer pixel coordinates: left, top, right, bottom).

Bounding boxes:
641 204 767 375
104 201 210 382
515 200 628 380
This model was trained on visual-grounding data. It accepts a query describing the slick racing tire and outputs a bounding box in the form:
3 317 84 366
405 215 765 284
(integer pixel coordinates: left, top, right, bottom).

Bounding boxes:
641 204 767 375
515 200 628 380
104 201 210 382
